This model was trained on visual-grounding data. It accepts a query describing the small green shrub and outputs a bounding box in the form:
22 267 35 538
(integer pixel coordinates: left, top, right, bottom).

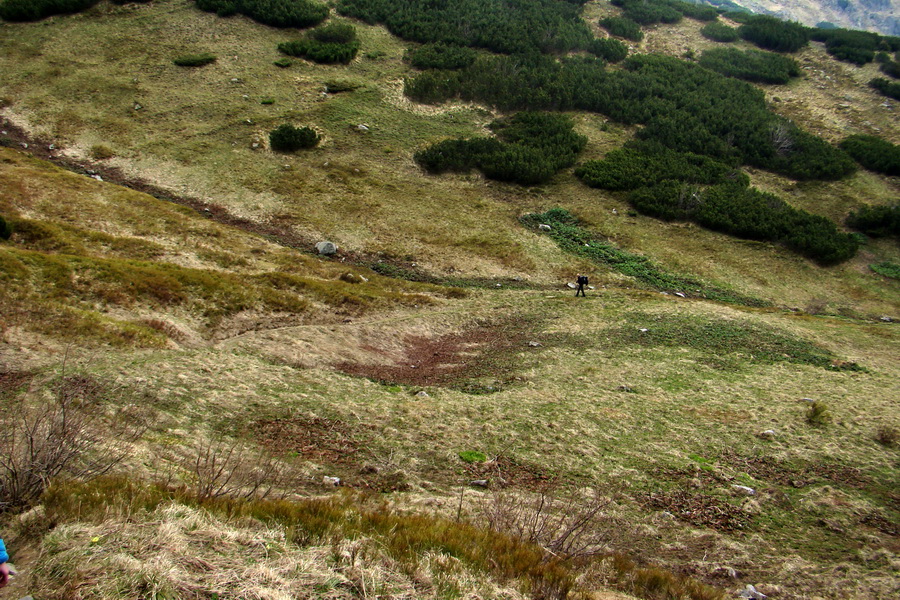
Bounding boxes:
846 204 900 237
699 48 801 84
173 53 217 67
89 144 115 160
260 98 275 105
875 425 899 447
701 21 740 43
869 77 900 100
599 17 644 42
278 23 360 64
459 450 487 463
810 27 892 65
269 124 319 152
880 60 900 79
273 57 292 68
805 401 831 426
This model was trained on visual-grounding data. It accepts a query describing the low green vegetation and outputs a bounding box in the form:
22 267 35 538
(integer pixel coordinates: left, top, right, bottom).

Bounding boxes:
458 450 487 463
337 0 593 55
738 14 810 53
869 77 900 100
415 112 586 185
587 38 628 63
610 313 853 370
195 0 328 28
0 0 98 21
0 214 10 240
521 208 768 306
599 16 643 42
870 261 900 279
698 48 801 85
269 124 319 152
839 134 900 176
278 22 360 64
173 53 217 67
701 21 739 43
846 204 900 238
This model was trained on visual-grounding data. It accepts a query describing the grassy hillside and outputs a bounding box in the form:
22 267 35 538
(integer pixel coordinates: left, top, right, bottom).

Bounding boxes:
1 2 899 600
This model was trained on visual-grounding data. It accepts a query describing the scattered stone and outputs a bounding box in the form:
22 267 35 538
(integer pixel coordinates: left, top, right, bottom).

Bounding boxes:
204 208 211 213
674 292 686 298
415 390 429 398
639 328 649 333
711 565 738 578
359 275 368 282
617 385 633 392
245 119 253 125
566 282 578 289
612 208 618 214
469 479 489 488
757 429 777 440
357 124 369 131
495 283 502 288
133 102 142 110
242 94 249 100
587 285 595 290
538 223 552 231
92 174 103 181
20 142 28 149
880 316 893 322
230 78 241 83
315 241 337 255
739 584 767 599
48 144 55 150
732 484 756 496
322 476 341 487
527 341 542 347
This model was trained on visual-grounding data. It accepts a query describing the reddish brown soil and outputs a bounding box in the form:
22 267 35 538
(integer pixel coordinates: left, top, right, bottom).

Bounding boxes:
251 416 361 465
641 489 753 533
464 455 556 490
334 317 544 390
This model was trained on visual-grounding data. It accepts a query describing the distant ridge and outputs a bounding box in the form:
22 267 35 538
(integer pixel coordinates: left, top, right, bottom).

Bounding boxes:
720 0 900 35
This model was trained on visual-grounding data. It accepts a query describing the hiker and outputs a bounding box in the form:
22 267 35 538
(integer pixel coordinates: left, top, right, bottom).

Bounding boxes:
576 274 588 297
0 537 9 587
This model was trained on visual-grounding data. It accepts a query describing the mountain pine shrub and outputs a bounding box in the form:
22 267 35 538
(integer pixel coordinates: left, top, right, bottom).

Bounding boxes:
0 0 99 21
739 15 810 52
195 0 328 29
0 215 11 240
408 43 477 70
278 22 360 64
870 77 900 100
269 125 319 152
839 134 900 176
846 204 900 238
599 17 644 42
701 22 740 43
698 48 801 84
588 38 628 63
173 53 217 67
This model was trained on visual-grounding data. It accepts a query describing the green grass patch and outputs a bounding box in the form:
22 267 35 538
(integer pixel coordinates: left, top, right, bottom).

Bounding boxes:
870 261 900 279
459 450 487 463
521 209 768 307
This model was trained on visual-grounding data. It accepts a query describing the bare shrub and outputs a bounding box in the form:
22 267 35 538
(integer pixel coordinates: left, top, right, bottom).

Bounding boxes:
806 401 831 426
0 361 146 511
477 487 620 559
185 440 293 501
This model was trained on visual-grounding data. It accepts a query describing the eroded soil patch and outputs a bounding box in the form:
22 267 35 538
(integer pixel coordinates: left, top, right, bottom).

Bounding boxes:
641 489 753 533
334 316 546 392
464 455 556 490
251 416 360 465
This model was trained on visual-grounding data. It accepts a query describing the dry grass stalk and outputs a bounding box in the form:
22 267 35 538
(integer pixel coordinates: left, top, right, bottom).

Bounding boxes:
186 439 292 501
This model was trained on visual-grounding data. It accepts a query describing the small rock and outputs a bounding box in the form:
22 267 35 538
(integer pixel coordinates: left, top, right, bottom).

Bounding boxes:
359 275 368 282
617 385 632 392
133 103 142 110
251 142 260 149
469 479 489 488
587 285 595 290
245 119 253 125
495 283 502 288
757 429 777 440
880 316 893 322
315 241 337 255
732 484 756 496
612 208 618 214
322 476 341 487
415 390 429 398
711 565 738 578
674 292 686 298
639 328 649 333
48 144 55 150
357 124 369 131
527 341 542 347
230 78 241 83
739 584 767 599
20 142 28 149
242 94 249 100
566 282 578 289
538 223 552 231
204 207 211 213
92 174 103 181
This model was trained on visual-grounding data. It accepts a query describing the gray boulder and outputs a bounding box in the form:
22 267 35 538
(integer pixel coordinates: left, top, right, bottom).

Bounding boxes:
316 241 337 255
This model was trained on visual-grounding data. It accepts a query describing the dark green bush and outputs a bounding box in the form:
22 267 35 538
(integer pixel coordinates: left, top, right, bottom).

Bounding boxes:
846 204 900 238
839 134 900 176
406 53 855 181
701 21 740 43
869 77 900 100
337 0 593 55
415 112 586 185
699 47 800 84
587 38 628 63
576 143 744 191
880 60 900 79
611 0 717 25
811 28 888 65
195 0 328 29
408 43 477 70
173 53 217 67
278 23 360 64
269 124 319 152
0 215 11 240
628 182 859 264
739 15 810 53
0 0 99 21
599 17 644 42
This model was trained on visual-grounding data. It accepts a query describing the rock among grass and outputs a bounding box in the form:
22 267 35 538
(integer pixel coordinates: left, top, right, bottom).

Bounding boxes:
315 241 336 255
